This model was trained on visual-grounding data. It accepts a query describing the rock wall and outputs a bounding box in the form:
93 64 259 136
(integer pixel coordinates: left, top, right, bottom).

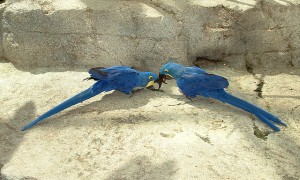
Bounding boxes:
1 0 300 71
0 3 4 58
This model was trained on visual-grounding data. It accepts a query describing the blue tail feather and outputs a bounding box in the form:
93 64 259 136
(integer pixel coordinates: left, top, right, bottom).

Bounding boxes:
208 90 285 131
21 81 112 131
255 113 280 132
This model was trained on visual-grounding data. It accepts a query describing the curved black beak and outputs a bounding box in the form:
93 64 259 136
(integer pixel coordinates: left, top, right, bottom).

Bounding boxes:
154 74 168 89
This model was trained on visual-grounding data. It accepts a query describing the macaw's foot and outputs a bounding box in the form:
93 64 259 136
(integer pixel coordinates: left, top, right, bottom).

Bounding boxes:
83 76 98 81
132 88 145 93
208 99 216 103
185 95 193 102
179 90 194 101
147 85 164 92
128 88 144 98
127 92 134 98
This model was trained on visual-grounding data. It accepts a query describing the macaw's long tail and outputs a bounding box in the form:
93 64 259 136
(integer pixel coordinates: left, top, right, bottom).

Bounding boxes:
207 89 286 131
21 81 112 131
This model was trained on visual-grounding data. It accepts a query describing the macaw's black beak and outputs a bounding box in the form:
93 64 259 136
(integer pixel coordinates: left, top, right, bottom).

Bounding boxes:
155 74 168 89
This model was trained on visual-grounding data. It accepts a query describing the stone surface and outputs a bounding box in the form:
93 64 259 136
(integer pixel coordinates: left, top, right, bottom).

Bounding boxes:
1 0 185 72
0 3 4 58
0 0 300 71
292 50 300 67
1 0 300 179
1 62 300 179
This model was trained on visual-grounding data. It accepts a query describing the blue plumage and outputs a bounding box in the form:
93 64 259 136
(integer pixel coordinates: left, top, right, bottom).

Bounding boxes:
22 66 158 131
159 62 286 131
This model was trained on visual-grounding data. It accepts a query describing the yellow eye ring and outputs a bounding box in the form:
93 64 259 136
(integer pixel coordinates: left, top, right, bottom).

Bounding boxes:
148 76 153 80
164 69 169 73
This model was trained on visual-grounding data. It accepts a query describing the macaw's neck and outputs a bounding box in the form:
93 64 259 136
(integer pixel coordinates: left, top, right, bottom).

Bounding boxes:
138 72 149 87
170 64 186 79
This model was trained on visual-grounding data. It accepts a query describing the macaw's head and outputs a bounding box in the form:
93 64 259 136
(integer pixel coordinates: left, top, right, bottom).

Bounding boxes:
139 72 159 88
157 62 185 89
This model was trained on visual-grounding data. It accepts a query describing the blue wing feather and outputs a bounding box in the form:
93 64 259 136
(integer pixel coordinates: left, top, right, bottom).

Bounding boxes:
177 73 229 97
88 66 132 81
107 69 141 94
185 66 208 74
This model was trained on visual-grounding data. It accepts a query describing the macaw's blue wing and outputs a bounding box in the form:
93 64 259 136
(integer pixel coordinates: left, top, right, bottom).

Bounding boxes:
177 73 229 98
185 66 208 74
106 68 141 94
87 67 107 80
88 66 132 81
177 73 285 131
21 81 113 131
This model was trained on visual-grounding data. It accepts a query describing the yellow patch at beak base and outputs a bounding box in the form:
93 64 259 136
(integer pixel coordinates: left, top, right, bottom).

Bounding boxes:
166 74 173 79
146 81 155 87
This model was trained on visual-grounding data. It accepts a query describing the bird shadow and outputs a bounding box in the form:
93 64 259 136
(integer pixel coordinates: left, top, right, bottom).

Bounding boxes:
104 156 177 180
0 102 36 178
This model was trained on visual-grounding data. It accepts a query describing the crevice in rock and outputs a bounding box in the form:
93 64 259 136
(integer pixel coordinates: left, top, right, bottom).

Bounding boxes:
0 57 9 63
258 0 272 18
0 0 5 4
160 132 175 138
284 31 295 67
194 132 212 145
193 57 223 68
253 123 271 141
241 32 253 74
254 79 264 98
20 176 38 180
290 105 300 114
245 60 254 74
0 163 4 180
147 0 181 23
167 102 186 107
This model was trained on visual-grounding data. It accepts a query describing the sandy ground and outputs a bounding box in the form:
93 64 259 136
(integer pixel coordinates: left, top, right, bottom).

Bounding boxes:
0 61 300 179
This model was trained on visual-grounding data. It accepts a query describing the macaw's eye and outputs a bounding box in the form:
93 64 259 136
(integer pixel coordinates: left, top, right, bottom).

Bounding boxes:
164 69 169 73
149 76 153 80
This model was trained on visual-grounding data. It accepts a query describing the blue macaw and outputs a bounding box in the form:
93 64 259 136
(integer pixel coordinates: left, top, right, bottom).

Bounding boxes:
21 66 158 131
158 62 286 131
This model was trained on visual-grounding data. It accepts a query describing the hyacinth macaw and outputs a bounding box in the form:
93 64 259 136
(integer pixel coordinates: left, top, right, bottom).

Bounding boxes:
21 66 158 131
158 62 286 131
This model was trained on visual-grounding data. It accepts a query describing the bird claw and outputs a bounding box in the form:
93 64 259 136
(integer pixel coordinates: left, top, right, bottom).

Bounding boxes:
185 95 193 102
128 88 145 98
128 93 134 98
147 85 164 92
133 88 145 93
153 89 164 92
